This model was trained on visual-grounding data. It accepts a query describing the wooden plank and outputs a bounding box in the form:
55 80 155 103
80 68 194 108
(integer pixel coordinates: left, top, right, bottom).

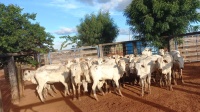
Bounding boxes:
80 51 97 55
178 44 200 48
184 57 200 62
183 37 197 41
181 53 198 57
179 49 198 52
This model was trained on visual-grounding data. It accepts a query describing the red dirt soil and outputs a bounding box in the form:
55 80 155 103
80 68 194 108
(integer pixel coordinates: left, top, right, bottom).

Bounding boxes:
0 62 200 112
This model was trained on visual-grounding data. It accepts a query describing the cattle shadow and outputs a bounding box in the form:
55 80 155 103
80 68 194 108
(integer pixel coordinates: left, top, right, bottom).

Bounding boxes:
122 86 141 96
11 96 83 112
173 86 200 96
122 91 176 112
184 81 200 86
179 82 200 90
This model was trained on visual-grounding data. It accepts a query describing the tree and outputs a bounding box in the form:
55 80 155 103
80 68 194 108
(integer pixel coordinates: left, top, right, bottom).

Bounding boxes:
0 4 55 54
76 11 119 46
124 0 200 48
0 3 55 103
0 4 55 66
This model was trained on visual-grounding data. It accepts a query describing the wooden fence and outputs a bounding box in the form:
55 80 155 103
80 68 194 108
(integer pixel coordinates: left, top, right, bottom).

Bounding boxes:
170 33 200 62
41 46 99 64
40 32 200 64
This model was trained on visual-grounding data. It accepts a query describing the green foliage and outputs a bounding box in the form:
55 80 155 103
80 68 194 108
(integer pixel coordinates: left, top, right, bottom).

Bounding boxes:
124 0 200 48
77 10 119 46
0 4 55 54
59 35 79 50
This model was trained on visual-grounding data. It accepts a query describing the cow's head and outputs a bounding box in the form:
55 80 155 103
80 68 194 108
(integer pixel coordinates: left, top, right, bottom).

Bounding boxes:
135 62 146 78
159 49 165 56
176 57 184 69
129 62 135 74
23 70 35 81
117 60 126 74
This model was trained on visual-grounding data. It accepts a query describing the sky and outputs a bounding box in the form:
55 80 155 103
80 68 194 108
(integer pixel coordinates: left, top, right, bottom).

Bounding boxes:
1 0 133 50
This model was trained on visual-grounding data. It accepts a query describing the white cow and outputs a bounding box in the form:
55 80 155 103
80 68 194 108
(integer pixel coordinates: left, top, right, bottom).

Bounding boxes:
89 59 126 101
70 61 91 100
157 53 173 90
35 63 71 102
23 69 57 98
169 50 184 84
135 55 161 97
129 61 140 85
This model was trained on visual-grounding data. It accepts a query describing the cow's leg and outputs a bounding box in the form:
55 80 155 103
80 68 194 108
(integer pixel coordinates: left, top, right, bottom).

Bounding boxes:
121 74 125 87
147 74 151 94
60 81 69 96
105 80 111 94
37 82 46 102
71 83 76 101
172 70 177 85
140 79 144 97
92 81 98 101
168 72 173 91
77 84 81 100
50 84 57 94
42 86 48 99
104 81 108 94
114 79 123 97
180 69 184 84
164 74 168 87
97 82 105 96
82 79 88 95
46 84 55 97
159 74 163 88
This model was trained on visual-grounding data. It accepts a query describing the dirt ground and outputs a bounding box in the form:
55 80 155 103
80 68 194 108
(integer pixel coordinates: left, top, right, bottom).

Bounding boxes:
0 62 200 112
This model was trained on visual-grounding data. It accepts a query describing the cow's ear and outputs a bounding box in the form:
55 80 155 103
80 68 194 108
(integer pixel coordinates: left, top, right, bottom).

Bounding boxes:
163 60 168 63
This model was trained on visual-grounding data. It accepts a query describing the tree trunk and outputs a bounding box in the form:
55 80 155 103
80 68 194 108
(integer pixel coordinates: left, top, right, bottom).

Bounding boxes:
7 56 19 104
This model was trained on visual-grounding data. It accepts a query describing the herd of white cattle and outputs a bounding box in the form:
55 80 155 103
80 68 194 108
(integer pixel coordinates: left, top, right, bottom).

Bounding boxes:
23 48 184 102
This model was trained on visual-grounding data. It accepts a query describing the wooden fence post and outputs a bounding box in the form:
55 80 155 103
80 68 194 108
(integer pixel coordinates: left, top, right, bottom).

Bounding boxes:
7 56 19 104
99 44 103 58
16 63 23 99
